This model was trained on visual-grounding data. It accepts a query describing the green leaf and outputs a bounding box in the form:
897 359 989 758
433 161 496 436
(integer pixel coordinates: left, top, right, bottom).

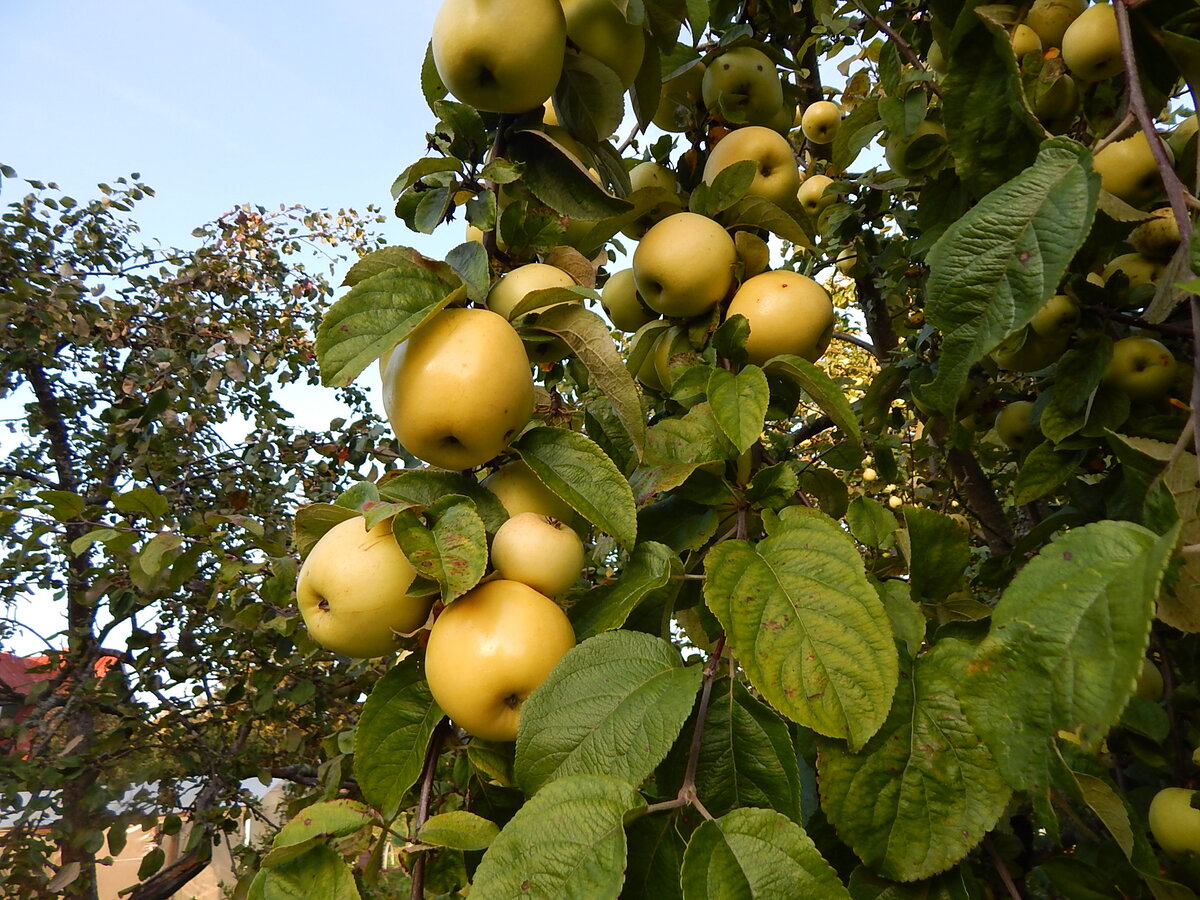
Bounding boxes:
508 130 633 221
139 532 182 576
37 490 85 522
261 844 362 900
69 528 120 556
832 98 883 172
342 244 454 288
691 159 758 218
469 774 645 900
514 427 638 549
1073 772 1133 859
660 678 802 822
271 800 374 853
445 240 490 302
379 469 508 534
681 807 852 900
1011 443 1084 505
113 487 169 520
526 304 646 457
818 640 1012 882
708 366 769 453
941 6 1043 197
316 254 461 388
420 41 447 110
846 867 978 899
719 196 813 248
137 846 165 881
846 496 898 551
704 506 899 749
962 520 1180 789
392 497 487 602
623 813 686 900
293 503 360 560
569 541 677 640
515 630 701 794
763 355 862 444
923 138 1098 415
553 49 626 144
900 506 970 601
353 657 444 819
418 811 500 851
631 38 662 131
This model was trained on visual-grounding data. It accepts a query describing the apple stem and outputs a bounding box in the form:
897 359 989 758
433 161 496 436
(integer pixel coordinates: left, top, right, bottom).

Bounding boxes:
408 717 449 900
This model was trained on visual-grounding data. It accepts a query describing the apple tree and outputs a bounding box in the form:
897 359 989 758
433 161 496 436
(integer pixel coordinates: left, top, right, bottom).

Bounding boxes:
251 0 1200 897
0 169 404 900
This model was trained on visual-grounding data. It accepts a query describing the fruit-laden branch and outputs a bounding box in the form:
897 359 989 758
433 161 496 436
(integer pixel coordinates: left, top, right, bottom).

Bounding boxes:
847 0 943 98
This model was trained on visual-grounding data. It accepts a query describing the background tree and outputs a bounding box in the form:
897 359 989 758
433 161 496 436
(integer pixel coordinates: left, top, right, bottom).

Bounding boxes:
0 168 399 900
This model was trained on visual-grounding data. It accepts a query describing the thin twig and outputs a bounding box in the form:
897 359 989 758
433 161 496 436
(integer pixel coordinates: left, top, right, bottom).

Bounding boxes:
409 719 448 900
983 834 1024 899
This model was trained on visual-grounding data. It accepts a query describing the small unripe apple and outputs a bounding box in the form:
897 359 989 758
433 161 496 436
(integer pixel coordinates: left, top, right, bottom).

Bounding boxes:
703 125 800 207
296 516 431 658
725 271 836 365
995 400 1037 449
1103 336 1177 402
601 268 658 332
491 512 585 597
701 46 784 126
425 579 575 742
633 212 738 318
432 0 567 114
1148 788 1200 858
1061 3 1123 83
800 100 841 144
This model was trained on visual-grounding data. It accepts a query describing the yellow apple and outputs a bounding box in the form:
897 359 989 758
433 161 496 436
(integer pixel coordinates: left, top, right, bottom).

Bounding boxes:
703 125 800 207
701 46 784 126
1011 23 1044 58
380 308 533 470
1031 74 1080 130
800 100 841 144
425 579 576 741
991 326 1068 371
561 0 645 89
652 324 695 390
796 173 836 218
490 511 585 596
296 516 431 658
1149 788 1200 857
1169 115 1198 160
630 161 677 193
885 119 950 178
1129 208 1182 260
487 263 581 361
653 61 705 132
601 268 658 332
482 460 576 522
1061 3 1123 82
927 41 948 74
1103 251 1166 307
627 326 668 392
725 270 836 364
835 246 858 274
1094 131 1170 208
994 400 1037 449
1103 336 1177 401
1028 294 1080 339
1023 0 1086 48
619 161 683 239
432 0 566 114
632 212 738 318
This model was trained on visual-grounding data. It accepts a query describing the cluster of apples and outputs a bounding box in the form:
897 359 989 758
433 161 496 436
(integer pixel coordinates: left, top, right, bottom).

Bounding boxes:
296 459 585 742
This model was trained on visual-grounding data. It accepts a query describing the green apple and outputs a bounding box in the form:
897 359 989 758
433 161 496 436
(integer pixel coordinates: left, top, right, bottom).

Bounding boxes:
835 246 858 274
1102 336 1177 401
1129 208 1182 260
380 308 533 470
1103 251 1166 307
561 0 644 89
1023 0 1086 48
651 324 699 391
1168 115 1198 161
628 325 668 391
701 46 784 126
725 270 836 365
653 61 705 132
601 268 658 332
633 212 738 318
927 40 948 74
1028 294 1080 339
1148 788 1200 858
296 516 431 657
490 511 584 597
482 460 576 522
994 400 1037 449
884 119 950 178
1061 3 1123 82
991 326 1069 371
1031 73 1080 130
1094 131 1170 208
432 0 566 114
425 579 575 742
796 173 836 218
703 125 801 207
800 100 841 144
1011 23 1044 58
